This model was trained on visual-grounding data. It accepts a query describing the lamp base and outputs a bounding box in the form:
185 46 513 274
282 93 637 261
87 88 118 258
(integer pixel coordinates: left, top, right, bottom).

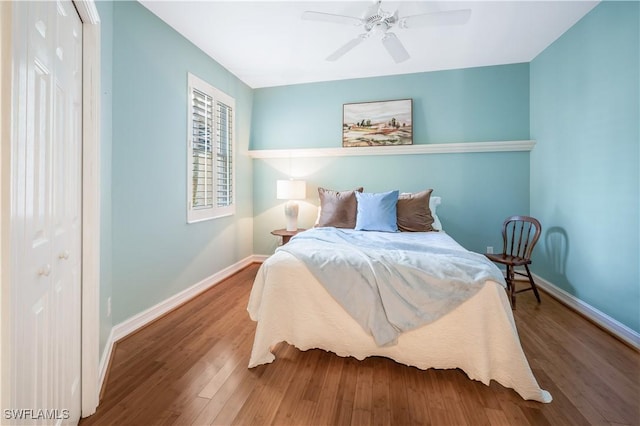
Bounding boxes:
284 200 299 232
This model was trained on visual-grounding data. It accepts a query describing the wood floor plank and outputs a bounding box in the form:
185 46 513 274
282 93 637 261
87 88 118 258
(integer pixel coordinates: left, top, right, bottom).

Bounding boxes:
271 348 323 425
388 361 412 425
227 363 285 426
370 360 391 426
232 346 298 425
309 351 346 425
485 407 512 426
332 357 359 426
168 396 209 426
423 369 447 413
451 369 492 426
209 363 263 425
81 264 640 426
439 374 472 426
188 375 240 424
198 350 245 399
350 358 374 426
165 330 251 416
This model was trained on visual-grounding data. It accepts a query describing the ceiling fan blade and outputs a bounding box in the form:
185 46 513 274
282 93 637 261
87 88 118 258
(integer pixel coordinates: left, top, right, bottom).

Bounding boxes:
302 11 364 26
326 35 367 61
381 32 409 63
400 9 471 28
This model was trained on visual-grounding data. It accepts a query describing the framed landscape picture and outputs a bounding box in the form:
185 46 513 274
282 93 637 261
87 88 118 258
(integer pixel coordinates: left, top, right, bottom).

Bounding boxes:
342 99 413 147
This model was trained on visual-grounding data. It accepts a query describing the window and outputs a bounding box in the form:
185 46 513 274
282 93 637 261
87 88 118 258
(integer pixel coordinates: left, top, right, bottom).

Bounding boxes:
187 73 235 223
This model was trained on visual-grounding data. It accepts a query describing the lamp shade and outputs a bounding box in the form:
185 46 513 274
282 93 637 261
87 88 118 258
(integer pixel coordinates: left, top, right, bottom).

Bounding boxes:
276 180 306 200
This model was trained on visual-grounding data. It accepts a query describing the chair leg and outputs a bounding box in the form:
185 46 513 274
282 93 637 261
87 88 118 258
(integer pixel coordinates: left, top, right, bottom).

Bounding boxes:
506 265 516 309
524 264 541 303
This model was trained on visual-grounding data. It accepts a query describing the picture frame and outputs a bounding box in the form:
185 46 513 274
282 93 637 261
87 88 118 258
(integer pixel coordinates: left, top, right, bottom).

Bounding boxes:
342 99 413 147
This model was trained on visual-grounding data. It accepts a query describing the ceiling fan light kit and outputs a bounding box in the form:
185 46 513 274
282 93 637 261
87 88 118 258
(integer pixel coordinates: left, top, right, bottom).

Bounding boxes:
302 1 471 64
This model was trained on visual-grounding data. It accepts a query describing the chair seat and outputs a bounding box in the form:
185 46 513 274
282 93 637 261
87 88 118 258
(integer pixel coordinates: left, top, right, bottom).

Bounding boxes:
485 253 532 267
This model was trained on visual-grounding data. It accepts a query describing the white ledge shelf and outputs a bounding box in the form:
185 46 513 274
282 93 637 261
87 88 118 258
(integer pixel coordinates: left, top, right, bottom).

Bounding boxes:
248 140 535 159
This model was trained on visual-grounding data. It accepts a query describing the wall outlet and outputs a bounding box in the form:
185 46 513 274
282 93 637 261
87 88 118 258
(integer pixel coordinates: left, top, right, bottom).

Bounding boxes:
107 297 112 318
486 246 494 254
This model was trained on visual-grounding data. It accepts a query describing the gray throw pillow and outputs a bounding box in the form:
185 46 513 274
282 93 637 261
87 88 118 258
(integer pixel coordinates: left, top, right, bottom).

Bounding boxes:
397 189 435 232
316 187 364 228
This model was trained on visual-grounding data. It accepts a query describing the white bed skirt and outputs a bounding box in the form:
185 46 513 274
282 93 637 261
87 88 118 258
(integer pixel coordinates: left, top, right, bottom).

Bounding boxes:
247 252 552 403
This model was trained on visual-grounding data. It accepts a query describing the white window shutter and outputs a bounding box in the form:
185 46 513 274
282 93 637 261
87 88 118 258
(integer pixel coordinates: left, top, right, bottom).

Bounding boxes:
187 73 235 223
191 88 214 210
215 100 233 208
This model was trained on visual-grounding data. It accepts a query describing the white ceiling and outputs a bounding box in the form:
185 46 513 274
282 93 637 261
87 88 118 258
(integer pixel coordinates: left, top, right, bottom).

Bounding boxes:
139 0 599 88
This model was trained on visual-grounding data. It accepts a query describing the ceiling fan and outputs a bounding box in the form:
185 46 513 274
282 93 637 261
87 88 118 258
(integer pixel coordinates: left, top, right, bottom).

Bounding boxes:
302 1 471 63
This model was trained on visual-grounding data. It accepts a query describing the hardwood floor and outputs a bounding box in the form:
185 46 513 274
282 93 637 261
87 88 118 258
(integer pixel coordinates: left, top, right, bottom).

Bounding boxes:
81 264 640 426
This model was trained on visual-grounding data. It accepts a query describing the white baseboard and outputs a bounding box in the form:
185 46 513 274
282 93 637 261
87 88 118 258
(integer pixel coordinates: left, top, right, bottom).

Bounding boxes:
533 273 640 350
252 254 269 263
97 254 264 395
98 328 115 396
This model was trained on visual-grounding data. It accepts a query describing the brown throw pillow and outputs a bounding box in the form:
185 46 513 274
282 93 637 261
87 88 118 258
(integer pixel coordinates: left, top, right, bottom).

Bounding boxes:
316 187 364 228
397 189 435 232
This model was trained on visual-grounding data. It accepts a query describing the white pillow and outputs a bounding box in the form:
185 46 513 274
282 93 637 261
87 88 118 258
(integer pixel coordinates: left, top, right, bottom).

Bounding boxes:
430 196 443 231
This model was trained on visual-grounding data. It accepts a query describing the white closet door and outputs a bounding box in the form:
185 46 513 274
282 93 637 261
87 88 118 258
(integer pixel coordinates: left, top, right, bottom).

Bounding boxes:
12 1 82 424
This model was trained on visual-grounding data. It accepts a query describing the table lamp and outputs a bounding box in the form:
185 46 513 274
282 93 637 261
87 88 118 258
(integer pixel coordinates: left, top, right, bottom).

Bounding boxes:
276 179 306 231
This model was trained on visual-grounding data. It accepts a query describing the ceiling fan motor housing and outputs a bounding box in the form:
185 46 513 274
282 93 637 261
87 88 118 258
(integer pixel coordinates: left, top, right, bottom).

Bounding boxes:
364 9 398 32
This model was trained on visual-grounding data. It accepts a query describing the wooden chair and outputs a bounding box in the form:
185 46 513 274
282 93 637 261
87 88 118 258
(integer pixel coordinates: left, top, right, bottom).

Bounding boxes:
485 216 542 309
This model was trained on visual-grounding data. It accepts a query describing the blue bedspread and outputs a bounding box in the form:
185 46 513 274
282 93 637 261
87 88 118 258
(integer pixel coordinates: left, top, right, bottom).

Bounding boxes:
277 227 506 347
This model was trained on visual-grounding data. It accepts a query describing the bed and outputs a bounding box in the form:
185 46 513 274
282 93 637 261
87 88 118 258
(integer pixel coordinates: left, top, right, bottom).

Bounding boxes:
247 189 552 403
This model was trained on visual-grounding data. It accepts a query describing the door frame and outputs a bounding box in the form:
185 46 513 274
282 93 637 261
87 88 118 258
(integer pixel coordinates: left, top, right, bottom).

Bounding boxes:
75 0 101 417
0 0 102 418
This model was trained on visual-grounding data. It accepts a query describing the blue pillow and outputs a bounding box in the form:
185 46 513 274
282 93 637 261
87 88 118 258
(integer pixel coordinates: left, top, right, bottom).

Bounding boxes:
355 190 399 232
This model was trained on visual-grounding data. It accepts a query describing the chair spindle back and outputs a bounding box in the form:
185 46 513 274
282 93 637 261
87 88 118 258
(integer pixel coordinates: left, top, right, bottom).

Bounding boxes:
502 216 542 261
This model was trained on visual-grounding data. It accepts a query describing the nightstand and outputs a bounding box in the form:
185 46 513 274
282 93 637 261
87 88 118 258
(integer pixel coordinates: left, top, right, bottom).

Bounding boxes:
271 228 306 245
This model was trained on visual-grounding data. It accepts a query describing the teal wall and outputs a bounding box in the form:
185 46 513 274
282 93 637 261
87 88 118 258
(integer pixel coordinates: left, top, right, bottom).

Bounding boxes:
96 0 113 357
251 64 531 255
252 64 529 149
530 2 639 332
111 1 254 324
